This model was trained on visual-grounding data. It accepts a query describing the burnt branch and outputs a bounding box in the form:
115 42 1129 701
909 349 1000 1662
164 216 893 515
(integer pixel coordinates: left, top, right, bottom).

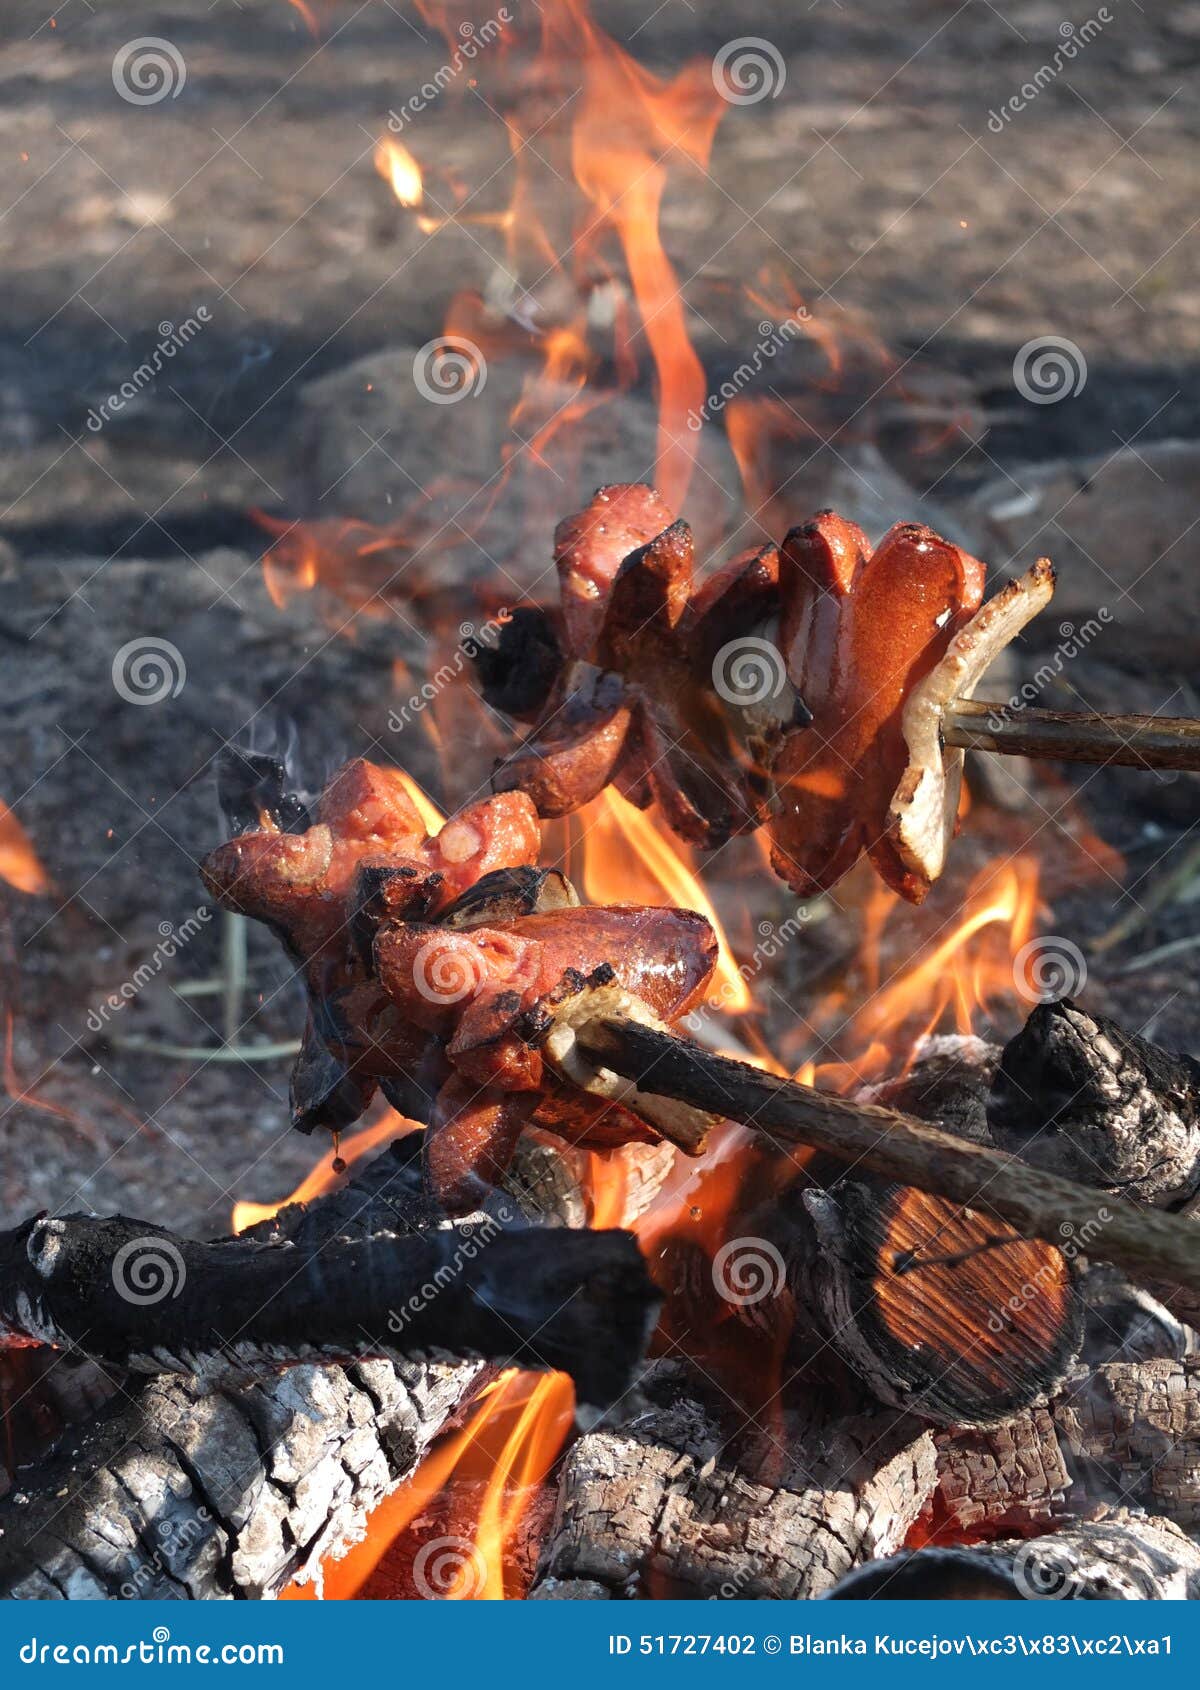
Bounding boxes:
0 1212 657 1413
989 997 1200 1206
554 1007 1200 1299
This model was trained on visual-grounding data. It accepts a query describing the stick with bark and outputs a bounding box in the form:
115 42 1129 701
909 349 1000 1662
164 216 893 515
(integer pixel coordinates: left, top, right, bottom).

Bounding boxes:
544 989 1200 1297
945 700 1200 772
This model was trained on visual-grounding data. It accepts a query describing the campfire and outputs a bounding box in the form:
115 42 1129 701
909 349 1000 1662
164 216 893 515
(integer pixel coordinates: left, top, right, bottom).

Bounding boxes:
1 0 1199 1611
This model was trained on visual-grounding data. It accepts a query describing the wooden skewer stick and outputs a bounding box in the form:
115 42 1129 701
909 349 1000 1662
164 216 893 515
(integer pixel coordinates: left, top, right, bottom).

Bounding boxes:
559 1008 1200 1298
946 699 1200 772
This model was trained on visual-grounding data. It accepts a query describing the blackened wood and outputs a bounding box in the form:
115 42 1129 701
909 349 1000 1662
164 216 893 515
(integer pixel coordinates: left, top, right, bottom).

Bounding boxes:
0 1212 657 1412
786 1182 1081 1427
572 1016 1200 1299
989 998 1200 1206
0 1140 632 1600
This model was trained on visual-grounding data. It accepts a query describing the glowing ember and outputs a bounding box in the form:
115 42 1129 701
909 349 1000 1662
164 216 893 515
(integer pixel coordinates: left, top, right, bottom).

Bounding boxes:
0 801 49 895
374 138 423 208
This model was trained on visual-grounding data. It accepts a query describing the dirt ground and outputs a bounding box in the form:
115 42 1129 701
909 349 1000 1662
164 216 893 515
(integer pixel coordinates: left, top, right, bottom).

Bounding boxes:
0 0 1197 1236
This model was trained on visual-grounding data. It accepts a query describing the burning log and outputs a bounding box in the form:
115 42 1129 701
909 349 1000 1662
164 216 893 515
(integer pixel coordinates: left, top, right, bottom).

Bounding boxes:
531 1363 937 1600
0 1137 648 1600
826 1511 1200 1600
782 1181 1081 1427
989 997 1200 1207
480 484 1200 904
545 997 1200 1300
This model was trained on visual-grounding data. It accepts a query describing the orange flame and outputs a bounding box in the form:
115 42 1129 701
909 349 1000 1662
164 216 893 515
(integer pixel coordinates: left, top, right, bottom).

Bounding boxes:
231 1108 419 1234
0 801 49 895
396 770 447 835
284 1370 574 1600
576 789 751 1014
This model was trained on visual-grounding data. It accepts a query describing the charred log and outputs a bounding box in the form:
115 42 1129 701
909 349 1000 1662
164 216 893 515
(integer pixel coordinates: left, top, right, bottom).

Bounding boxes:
785 1180 1082 1428
827 1511 1200 1600
0 1138 639 1600
932 1356 1200 1539
989 998 1200 1207
532 1363 937 1600
0 1212 656 1413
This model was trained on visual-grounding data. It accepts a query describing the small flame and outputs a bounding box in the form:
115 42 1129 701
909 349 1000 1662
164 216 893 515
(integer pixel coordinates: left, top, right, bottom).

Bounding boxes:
577 789 751 1013
260 521 318 610
284 1370 573 1600
798 857 1043 1091
0 801 49 895
231 1108 418 1234
396 770 446 835
375 138 423 208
